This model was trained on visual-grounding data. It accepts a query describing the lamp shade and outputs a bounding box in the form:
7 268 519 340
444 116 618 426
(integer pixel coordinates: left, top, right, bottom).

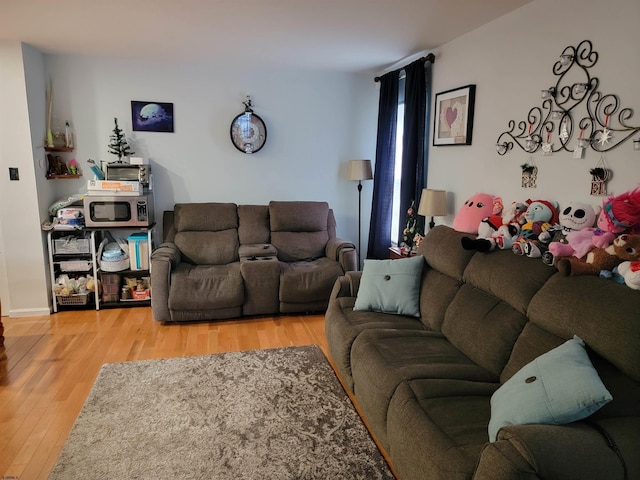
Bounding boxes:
348 159 373 181
418 189 447 217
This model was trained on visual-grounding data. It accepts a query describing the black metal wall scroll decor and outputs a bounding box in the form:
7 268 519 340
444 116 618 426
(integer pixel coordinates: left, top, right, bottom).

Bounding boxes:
496 40 640 156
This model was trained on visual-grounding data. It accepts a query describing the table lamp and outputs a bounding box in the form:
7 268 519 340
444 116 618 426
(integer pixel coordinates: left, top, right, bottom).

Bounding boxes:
418 189 447 230
348 159 373 269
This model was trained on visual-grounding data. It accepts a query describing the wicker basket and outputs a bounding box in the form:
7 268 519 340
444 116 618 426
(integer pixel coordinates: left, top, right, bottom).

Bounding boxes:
56 293 89 305
100 257 130 272
97 239 130 272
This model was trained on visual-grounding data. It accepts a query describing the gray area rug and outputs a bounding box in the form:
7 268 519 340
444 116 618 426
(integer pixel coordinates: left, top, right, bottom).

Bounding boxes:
49 345 394 479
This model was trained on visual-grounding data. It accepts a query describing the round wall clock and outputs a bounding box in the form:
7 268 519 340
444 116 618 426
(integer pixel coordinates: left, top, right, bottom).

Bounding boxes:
230 97 267 154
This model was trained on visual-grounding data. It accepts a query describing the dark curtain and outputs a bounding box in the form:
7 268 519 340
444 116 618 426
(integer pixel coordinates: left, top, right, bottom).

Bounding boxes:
367 72 399 259
398 59 428 240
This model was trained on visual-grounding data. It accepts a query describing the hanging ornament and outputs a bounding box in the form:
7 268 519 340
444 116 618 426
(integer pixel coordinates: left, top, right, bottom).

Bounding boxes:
559 118 570 142
524 122 535 151
590 156 611 196
541 130 553 155
573 127 586 159
521 158 538 188
598 114 612 146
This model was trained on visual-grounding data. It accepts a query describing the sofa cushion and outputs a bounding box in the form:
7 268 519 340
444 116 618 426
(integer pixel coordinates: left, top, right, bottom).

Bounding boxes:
269 201 329 231
418 268 462 331
417 225 476 281
325 296 425 392
354 256 424 317
173 202 240 265
387 379 497 480
174 230 239 265
488 336 613 442
351 329 498 450
477 418 640 479
528 274 640 383
463 249 556 316
279 257 343 304
238 205 270 245
169 263 243 310
174 202 238 232
270 201 329 262
442 283 529 377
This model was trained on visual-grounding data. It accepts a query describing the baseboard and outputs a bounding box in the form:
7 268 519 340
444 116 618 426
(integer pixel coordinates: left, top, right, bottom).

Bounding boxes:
8 307 51 317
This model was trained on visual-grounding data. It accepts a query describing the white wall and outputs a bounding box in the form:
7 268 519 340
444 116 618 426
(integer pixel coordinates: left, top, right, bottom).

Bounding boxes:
44 54 378 241
0 42 51 316
428 0 640 224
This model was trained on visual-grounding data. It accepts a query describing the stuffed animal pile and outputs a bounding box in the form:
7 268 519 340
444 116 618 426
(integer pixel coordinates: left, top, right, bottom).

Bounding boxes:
452 187 640 288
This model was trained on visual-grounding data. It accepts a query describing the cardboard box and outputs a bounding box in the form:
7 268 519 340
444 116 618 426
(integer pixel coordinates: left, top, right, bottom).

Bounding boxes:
87 179 142 196
130 157 149 165
132 289 150 300
127 233 149 270
57 207 84 226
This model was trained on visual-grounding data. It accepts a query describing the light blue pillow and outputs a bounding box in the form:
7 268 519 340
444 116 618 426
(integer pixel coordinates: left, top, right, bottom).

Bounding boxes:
353 255 424 317
488 335 612 442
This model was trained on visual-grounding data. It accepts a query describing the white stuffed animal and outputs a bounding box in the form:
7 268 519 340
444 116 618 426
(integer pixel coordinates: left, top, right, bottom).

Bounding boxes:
616 261 640 290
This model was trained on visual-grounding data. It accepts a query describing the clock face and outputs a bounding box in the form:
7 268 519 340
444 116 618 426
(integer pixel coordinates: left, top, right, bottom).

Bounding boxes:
230 112 267 154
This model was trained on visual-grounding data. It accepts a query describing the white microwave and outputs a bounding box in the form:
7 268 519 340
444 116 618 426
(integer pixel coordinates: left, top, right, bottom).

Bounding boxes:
84 194 154 228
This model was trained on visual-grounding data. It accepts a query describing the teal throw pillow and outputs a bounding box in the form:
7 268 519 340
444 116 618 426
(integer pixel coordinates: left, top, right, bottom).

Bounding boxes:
353 255 424 317
488 335 612 442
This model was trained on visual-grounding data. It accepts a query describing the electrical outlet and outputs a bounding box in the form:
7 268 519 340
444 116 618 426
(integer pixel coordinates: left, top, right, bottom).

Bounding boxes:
9 167 19 181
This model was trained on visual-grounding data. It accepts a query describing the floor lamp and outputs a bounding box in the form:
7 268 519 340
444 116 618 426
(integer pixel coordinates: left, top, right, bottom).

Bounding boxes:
418 188 447 230
348 159 373 269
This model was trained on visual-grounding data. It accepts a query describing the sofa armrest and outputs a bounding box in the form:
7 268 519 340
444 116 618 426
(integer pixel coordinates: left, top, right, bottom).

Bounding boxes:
344 271 362 297
473 418 639 480
150 243 182 322
326 237 357 272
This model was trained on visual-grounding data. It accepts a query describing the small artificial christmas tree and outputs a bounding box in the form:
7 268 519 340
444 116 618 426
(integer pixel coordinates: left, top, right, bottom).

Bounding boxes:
108 117 134 163
401 200 424 254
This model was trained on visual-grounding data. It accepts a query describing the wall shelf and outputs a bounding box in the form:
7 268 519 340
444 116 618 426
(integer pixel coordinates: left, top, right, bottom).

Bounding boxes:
46 173 81 180
44 146 74 152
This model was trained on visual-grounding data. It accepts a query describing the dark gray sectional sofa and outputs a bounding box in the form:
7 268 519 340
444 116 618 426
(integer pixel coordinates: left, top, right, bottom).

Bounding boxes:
325 225 639 480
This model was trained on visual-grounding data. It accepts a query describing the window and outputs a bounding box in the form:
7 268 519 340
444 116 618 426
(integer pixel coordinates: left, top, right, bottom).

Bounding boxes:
390 75 405 245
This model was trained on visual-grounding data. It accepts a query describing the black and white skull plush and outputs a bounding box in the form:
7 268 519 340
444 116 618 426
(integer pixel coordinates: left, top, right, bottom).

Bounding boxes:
540 202 600 265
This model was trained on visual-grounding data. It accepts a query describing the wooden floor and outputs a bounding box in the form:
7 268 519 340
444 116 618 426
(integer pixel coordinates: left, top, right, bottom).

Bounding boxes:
0 307 393 479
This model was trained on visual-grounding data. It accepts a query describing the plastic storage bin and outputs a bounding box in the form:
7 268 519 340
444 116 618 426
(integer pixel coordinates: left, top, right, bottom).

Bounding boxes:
127 233 149 270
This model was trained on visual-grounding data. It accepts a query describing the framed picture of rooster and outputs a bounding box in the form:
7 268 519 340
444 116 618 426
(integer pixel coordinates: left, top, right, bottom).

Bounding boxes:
433 84 476 146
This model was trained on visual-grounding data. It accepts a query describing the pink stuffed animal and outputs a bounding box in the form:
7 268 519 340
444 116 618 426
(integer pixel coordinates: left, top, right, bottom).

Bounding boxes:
461 200 529 252
452 193 503 234
549 187 640 260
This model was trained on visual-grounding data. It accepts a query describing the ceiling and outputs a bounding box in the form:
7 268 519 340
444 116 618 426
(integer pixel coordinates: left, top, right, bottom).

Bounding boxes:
0 0 533 73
